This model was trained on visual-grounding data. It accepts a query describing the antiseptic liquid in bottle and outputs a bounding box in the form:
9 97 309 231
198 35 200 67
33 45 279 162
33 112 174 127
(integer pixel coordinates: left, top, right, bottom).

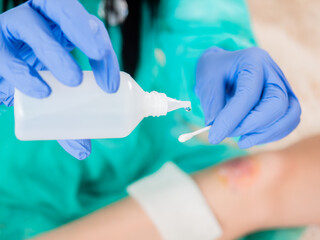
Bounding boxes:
14 71 191 140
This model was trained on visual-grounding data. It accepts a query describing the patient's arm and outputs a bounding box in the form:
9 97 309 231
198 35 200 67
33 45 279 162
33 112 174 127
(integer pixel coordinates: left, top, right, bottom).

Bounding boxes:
33 135 320 240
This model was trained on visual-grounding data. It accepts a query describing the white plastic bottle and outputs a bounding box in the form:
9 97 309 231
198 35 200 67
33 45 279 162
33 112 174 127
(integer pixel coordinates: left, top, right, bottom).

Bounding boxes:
14 71 191 140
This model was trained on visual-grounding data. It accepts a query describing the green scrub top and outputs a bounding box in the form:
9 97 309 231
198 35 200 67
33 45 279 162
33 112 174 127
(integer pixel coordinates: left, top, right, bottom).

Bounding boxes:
0 1 304 239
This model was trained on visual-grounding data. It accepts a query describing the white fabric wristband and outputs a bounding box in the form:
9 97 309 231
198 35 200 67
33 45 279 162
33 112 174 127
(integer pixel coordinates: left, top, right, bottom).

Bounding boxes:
127 162 222 240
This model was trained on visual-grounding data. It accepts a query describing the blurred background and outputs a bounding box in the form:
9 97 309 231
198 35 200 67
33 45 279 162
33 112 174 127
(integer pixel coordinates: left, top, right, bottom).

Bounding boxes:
247 0 320 152
248 1 320 239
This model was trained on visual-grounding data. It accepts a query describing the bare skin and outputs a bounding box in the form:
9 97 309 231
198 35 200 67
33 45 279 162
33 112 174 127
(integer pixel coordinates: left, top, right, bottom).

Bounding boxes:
33 135 320 240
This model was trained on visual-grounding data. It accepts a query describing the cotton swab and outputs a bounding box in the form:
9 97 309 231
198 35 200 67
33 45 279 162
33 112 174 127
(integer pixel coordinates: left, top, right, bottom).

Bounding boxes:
178 126 211 143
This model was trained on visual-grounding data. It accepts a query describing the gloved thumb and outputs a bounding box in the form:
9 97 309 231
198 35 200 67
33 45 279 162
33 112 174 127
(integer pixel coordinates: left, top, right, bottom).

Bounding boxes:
195 51 226 125
57 139 92 160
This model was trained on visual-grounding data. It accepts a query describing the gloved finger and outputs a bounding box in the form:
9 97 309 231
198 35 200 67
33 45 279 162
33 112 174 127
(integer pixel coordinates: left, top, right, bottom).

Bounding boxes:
89 49 120 93
17 24 74 70
57 139 92 160
48 21 75 52
208 63 264 144
238 95 301 148
5 4 82 87
30 0 120 93
0 77 14 106
0 38 50 98
195 49 227 125
230 82 289 137
30 0 112 61
268 56 296 95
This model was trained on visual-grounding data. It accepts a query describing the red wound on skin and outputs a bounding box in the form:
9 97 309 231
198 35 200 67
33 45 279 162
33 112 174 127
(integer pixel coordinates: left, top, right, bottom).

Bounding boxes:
215 157 260 189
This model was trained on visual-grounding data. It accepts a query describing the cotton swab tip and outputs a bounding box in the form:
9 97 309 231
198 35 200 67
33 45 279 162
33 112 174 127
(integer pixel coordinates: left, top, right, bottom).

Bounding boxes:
178 126 212 143
178 133 193 143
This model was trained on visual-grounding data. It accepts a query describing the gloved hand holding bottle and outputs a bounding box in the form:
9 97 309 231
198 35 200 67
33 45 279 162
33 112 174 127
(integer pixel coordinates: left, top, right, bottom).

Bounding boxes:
0 0 120 160
195 47 301 148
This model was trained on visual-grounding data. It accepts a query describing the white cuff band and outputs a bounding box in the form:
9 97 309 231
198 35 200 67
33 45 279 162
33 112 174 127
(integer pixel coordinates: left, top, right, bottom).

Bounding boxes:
127 162 222 240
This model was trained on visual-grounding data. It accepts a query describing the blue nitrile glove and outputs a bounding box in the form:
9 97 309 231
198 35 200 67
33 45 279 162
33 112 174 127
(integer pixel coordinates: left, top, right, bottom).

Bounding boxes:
0 0 120 160
195 47 301 148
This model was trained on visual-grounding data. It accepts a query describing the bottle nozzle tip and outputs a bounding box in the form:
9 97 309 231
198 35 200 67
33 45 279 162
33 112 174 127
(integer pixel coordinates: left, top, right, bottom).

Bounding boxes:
167 97 191 113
